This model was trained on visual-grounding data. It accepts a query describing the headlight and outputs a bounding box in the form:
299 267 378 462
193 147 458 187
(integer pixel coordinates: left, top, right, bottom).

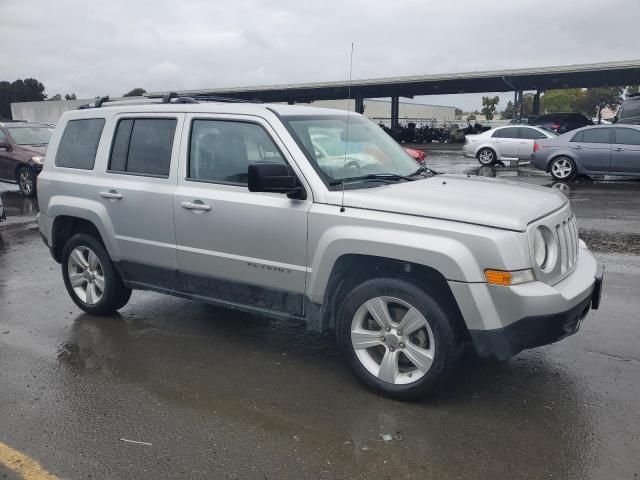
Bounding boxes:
533 227 548 268
31 156 44 165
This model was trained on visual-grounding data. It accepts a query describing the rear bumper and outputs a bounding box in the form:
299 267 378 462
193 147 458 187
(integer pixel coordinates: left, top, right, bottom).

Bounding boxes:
449 246 602 359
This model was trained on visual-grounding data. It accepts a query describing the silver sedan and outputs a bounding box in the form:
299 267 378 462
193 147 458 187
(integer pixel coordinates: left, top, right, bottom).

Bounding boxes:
531 125 640 180
463 125 556 165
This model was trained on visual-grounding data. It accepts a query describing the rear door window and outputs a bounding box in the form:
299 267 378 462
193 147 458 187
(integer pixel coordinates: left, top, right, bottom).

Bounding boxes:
519 127 546 140
614 128 640 145
581 128 612 144
55 118 105 169
492 127 519 139
109 118 177 177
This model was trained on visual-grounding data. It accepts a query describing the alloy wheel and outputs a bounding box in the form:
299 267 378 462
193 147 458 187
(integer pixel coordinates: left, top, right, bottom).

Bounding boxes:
19 169 33 195
351 296 435 385
67 246 105 305
551 158 573 179
478 149 494 165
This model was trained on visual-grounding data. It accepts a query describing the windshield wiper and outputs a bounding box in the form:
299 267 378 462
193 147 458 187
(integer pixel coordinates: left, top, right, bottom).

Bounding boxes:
329 173 416 186
409 165 437 177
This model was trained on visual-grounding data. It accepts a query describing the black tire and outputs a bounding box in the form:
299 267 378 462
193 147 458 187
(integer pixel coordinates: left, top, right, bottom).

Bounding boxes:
336 277 459 401
476 147 496 166
549 156 576 180
17 166 36 197
61 233 132 315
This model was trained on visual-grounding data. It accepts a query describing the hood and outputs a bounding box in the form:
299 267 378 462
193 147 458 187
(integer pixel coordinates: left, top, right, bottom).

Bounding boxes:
339 174 567 231
20 145 48 155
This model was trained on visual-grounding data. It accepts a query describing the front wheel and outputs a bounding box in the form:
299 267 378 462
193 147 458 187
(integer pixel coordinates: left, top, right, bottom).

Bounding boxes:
476 148 496 165
61 233 132 315
336 277 459 400
17 167 36 197
549 156 576 180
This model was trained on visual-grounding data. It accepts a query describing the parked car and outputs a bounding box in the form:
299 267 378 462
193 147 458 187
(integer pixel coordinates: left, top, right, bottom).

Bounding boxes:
0 121 53 196
528 112 592 134
615 93 640 125
37 98 602 400
402 146 426 163
0 194 5 222
531 124 640 180
463 125 557 165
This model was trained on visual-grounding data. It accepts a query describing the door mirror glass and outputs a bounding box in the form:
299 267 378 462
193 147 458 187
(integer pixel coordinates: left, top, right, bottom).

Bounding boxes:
248 163 304 198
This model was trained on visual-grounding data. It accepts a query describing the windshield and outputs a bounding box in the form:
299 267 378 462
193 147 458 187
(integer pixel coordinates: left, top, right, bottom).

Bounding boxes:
7 126 54 145
283 115 421 188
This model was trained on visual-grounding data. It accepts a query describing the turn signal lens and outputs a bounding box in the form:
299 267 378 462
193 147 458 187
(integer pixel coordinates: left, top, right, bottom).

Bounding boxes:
485 269 535 286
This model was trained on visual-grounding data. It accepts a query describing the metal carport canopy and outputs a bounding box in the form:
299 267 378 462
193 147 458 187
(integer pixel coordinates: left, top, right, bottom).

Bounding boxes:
149 60 640 103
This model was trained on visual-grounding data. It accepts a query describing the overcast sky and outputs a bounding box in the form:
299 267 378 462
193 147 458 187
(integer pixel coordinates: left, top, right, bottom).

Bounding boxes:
1 0 639 111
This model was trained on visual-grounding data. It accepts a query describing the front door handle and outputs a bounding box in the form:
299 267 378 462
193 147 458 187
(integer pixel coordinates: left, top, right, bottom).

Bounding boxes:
572 145 583 150
613 147 624 152
99 190 122 200
181 200 211 212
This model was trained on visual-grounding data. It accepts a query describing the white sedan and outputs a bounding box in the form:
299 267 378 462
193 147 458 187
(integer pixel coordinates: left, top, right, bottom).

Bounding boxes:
463 125 557 165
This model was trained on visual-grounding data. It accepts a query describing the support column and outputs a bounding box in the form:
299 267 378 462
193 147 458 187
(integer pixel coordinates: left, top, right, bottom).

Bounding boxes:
532 90 541 116
518 90 524 121
391 96 400 129
287 100 295 105
512 90 518 123
354 95 365 114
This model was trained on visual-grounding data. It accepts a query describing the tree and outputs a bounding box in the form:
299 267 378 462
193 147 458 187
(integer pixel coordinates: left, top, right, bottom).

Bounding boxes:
454 108 463 120
501 100 514 119
49 94 62 101
65 93 77 100
577 87 623 123
542 89 584 113
0 77 46 119
481 96 499 120
123 88 146 97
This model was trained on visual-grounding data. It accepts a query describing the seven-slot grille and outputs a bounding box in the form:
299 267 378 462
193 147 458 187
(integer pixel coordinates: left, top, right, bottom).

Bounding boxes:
555 215 579 274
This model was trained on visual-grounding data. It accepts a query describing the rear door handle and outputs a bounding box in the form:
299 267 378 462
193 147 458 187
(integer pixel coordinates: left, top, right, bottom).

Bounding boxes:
573 146 583 150
99 190 122 199
181 201 211 212
613 147 624 152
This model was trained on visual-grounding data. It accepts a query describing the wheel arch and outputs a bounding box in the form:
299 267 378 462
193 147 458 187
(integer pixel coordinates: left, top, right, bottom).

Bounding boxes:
48 202 119 263
317 254 470 342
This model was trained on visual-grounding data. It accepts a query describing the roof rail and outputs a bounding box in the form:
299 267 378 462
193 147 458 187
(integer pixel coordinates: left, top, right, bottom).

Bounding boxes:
76 92 262 110
78 96 110 109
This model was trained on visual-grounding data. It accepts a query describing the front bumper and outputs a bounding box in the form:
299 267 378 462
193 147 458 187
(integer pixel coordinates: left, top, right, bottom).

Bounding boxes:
449 246 602 360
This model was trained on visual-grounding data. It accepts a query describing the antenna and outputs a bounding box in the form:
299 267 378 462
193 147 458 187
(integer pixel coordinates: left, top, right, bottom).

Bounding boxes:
340 42 355 213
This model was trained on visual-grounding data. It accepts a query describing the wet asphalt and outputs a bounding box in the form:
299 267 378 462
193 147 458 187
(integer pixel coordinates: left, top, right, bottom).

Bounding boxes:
1 153 639 479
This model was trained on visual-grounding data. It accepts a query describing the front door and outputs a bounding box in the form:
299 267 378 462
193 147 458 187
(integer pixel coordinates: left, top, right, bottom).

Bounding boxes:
173 114 311 316
570 128 612 172
96 113 184 288
611 127 640 174
0 128 14 181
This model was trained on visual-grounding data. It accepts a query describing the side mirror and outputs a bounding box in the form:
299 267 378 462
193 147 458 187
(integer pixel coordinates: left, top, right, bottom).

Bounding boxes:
248 163 305 199
0 140 11 151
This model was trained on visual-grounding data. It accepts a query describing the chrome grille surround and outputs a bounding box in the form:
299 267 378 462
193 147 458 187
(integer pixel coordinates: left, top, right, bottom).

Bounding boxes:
528 203 579 286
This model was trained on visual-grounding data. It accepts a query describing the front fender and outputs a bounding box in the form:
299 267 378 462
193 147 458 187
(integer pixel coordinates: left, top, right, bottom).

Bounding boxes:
46 196 121 260
307 225 484 304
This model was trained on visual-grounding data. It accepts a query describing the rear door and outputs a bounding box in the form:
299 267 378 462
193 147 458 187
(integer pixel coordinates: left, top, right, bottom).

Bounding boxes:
517 127 547 159
97 113 184 288
611 127 640 174
0 128 12 180
173 114 311 316
491 127 520 158
569 128 612 172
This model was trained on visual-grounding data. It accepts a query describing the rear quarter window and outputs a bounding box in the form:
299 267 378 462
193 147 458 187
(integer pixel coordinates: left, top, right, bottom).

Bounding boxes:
55 118 105 169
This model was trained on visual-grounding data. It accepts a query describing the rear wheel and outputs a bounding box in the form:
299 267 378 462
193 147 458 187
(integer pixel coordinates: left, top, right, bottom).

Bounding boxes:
336 277 459 400
61 233 131 315
476 147 496 165
550 156 576 180
17 167 36 197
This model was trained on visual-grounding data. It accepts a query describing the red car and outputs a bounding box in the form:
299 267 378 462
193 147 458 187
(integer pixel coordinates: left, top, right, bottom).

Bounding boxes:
402 146 426 163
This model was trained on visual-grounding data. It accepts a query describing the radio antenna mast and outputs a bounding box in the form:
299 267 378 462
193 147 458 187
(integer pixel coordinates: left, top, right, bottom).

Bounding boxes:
340 42 355 213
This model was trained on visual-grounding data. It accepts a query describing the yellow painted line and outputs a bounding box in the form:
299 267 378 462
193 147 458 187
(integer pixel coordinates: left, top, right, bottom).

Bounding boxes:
0 441 58 480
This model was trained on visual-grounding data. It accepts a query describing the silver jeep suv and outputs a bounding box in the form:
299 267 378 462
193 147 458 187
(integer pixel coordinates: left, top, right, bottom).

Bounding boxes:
37 96 603 399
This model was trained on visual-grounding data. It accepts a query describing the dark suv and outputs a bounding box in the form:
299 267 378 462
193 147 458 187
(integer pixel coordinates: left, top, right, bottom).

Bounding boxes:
529 112 593 134
0 121 53 196
616 93 640 125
